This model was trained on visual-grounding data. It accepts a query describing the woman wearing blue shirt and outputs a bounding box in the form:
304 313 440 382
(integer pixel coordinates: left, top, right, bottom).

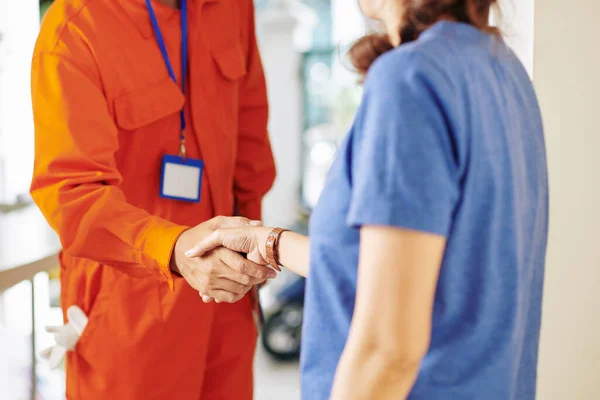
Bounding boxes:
188 0 548 398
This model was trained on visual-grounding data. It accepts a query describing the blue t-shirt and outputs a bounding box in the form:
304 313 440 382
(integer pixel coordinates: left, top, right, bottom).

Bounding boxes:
302 21 548 400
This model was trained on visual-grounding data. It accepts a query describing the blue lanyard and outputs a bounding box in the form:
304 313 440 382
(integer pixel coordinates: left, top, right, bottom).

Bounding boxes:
145 0 188 159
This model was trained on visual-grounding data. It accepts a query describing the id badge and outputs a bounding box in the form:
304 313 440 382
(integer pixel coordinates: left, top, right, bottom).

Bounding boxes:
160 154 204 203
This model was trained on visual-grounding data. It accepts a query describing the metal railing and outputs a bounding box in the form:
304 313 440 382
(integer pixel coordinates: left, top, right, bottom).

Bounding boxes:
0 205 60 400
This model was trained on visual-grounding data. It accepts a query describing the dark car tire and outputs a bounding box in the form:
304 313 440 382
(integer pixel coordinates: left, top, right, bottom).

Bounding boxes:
261 303 303 362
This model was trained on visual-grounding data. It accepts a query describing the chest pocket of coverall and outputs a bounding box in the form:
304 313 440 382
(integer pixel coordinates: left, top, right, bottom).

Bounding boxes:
112 78 185 181
210 41 247 143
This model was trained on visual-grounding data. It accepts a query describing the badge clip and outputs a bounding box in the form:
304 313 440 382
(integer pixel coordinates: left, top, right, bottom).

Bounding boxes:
179 135 187 161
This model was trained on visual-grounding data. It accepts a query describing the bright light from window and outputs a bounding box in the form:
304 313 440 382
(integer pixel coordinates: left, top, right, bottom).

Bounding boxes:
0 0 39 202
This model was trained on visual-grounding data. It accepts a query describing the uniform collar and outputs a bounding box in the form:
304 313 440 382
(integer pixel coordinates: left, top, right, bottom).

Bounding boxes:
118 0 219 39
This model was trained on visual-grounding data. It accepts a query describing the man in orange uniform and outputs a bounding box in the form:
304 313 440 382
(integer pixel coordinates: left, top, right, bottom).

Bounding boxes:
30 0 276 398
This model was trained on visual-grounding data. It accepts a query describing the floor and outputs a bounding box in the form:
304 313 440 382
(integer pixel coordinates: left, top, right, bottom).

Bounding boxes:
254 269 302 400
254 344 301 400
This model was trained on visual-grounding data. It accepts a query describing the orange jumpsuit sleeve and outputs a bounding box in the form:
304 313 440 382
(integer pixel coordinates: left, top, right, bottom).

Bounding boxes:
234 1 276 221
30 52 186 287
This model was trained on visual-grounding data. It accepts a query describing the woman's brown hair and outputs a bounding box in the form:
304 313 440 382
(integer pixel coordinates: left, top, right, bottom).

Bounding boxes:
349 0 499 76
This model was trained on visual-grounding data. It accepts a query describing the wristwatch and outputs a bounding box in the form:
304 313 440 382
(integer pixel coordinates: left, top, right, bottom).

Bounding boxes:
265 228 289 271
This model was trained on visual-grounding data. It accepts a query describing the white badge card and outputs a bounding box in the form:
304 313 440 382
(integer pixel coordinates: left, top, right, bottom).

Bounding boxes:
160 155 204 203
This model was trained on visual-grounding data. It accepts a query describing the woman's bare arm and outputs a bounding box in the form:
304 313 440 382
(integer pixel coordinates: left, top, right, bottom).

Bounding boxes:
329 225 446 400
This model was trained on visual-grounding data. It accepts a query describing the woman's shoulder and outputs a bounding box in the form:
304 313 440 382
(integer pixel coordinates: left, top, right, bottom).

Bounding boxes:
363 38 456 102
365 24 495 92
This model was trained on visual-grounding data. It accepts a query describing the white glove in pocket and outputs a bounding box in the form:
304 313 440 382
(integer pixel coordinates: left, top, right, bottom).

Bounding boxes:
40 305 89 369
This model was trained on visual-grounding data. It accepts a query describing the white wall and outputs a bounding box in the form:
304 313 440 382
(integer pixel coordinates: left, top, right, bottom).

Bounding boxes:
533 1 600 399
257 6 304 228
496 0 534 78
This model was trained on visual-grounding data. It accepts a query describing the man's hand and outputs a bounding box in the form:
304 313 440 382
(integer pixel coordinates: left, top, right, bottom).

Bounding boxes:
170 216 276 303
184 224 275 303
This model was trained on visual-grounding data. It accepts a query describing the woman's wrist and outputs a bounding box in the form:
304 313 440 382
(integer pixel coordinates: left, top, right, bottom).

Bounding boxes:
254 227 309 277
277 230 293 267
264 228 289 270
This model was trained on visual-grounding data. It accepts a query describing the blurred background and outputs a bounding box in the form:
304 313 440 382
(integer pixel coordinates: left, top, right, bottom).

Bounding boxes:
0 0 599 399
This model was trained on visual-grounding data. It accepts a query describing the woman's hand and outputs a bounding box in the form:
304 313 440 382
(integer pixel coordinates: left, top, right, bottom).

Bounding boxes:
185 224 272 266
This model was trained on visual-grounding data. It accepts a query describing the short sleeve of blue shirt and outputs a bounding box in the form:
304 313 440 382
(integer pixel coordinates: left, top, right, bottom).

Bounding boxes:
347 52 460 236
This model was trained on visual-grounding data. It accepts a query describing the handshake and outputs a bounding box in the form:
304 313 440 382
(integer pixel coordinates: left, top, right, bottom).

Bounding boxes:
170 216 277 304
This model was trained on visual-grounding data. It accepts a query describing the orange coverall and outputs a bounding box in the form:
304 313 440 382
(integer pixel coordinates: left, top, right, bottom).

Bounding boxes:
30 0 275 398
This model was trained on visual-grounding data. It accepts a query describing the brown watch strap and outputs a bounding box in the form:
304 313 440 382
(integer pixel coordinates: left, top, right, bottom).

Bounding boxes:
265 228 288 272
